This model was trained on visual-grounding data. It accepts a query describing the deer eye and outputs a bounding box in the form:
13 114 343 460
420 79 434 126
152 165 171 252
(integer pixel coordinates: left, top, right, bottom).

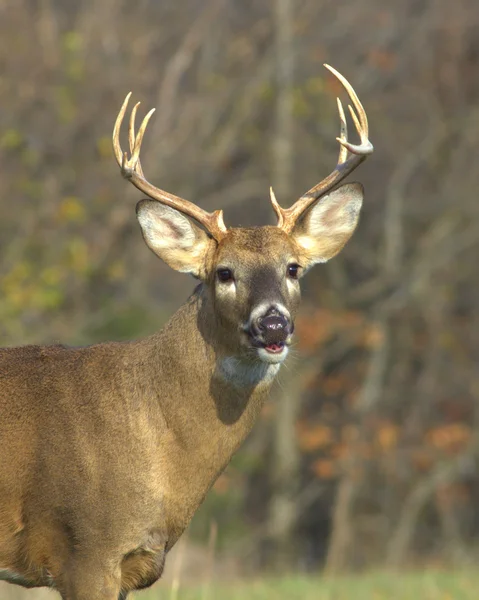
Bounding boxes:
287 263 300 279
217 268 234 282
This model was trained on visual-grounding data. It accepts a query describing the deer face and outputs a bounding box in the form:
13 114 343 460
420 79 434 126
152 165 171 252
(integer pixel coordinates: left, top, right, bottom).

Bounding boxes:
210 227 300 364
136 182 363 364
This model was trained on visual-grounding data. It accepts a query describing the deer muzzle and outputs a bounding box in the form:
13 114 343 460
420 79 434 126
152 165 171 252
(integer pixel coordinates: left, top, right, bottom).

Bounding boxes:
247 306 294 361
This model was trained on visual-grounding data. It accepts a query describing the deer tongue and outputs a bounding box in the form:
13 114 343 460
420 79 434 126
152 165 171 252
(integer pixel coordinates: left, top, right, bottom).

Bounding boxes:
265 342 285 354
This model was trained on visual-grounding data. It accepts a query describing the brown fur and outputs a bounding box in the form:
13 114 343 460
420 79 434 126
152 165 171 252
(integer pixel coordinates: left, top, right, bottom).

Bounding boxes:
0 289 272 597
0 183 363 599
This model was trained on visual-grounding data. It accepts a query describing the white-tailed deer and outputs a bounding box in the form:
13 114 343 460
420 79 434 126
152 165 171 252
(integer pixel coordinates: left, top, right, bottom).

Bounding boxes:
0 65 372 599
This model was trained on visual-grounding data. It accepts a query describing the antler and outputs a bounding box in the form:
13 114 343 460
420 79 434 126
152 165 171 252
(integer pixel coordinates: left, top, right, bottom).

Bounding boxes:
271 64 374 233
113 93 227 241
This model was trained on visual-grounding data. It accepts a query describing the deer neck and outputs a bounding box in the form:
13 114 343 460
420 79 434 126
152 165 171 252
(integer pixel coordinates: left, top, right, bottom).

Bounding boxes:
135 285 278 542
144 284 278 465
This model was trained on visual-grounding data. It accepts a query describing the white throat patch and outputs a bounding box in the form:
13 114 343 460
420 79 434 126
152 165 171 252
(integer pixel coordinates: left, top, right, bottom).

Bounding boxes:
218 357 281 388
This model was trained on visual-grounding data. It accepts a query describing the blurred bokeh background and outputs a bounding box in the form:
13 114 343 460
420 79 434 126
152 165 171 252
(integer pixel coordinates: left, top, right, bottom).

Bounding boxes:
1 0 479 598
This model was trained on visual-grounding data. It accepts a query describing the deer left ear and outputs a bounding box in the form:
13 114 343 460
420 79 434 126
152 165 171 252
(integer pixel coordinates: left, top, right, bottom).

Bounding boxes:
291 183 363 268
136 200 214 279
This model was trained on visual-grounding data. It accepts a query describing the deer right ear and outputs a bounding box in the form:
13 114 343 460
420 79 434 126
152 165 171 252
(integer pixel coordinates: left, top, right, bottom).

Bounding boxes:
136 200 214 278
291 183 364 269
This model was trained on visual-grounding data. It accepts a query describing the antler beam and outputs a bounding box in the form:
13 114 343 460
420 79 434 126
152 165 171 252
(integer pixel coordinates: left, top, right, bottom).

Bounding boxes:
113 93 227 241
271 64 374 233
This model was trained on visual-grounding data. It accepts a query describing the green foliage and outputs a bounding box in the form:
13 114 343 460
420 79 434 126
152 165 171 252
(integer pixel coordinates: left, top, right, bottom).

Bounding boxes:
136 571 479 600
59 196 86 223
62 31 85 83
0 261 64 317
85 305 166 343
0 128 23 150
54 84 78 123
189 485 246 550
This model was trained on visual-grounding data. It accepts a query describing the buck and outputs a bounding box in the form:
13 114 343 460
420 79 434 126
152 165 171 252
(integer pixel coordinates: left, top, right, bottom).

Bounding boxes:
0 65 372 599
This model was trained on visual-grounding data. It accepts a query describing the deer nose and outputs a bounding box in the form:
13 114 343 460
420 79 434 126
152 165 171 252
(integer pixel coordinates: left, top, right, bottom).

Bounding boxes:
256 310 291 344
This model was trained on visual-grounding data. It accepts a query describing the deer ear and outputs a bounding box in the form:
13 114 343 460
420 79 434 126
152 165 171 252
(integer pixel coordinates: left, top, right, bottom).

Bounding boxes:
136 200 214 278
291 183 363 269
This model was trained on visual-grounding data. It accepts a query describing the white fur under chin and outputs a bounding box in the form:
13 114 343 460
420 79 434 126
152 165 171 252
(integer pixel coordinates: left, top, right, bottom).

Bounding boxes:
219 356 282 388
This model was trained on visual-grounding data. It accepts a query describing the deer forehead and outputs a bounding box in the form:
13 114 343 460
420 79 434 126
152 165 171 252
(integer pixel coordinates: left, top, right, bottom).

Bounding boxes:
213 226 297 267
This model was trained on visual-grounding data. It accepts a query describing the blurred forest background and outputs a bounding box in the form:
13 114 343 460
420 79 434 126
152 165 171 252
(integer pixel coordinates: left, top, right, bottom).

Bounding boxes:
2 0 479 597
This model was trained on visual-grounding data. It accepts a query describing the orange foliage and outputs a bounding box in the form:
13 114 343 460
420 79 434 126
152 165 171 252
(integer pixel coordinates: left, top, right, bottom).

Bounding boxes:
426 424 471 454
295 308 365 354
411 449 434 473
340 311 364 329
297 422 333 452
295 308 335 352
361 321 385 349
322 374 349 396
376 423 399 451
311 458 336 479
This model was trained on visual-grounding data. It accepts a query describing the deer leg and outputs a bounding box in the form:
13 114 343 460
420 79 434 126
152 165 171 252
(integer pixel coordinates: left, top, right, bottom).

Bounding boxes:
60 582 121 600
61 592 129 600
57 560 122 600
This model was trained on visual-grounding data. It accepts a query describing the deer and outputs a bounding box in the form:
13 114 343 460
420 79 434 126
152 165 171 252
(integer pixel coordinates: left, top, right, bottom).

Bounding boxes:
0 65 372 599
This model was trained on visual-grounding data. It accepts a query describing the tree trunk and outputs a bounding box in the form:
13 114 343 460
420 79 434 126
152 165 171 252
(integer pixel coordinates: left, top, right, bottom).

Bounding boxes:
267 0 298 570
324 315 391 573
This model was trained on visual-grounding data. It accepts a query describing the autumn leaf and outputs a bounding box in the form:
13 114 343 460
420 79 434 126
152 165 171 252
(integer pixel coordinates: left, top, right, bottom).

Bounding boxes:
426 424 471 453
297 422 334 452
311 459 336 480
376 423 399 451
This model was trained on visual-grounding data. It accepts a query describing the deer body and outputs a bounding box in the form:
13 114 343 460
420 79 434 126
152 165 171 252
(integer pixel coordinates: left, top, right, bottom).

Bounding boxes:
0 66 372 599
0 281 278 593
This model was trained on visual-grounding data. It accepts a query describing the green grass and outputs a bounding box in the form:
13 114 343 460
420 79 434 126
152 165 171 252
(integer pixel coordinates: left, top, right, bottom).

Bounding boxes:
135 571 478 600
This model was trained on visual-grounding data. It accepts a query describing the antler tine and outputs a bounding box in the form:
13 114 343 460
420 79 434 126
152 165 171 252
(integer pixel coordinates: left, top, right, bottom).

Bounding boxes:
337 97 348 164
272 65 373 233
113 92 132 169
128 102 139 155
269 186 285 228
112 93 227 241
128 101 146 179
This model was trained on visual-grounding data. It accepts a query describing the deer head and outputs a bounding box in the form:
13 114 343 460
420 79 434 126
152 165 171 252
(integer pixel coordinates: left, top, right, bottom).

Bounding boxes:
113 65 373 367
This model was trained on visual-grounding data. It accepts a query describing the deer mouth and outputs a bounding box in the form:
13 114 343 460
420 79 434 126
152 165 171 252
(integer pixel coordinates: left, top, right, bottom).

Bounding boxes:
255 340 289 364
264 341 285 354
248 335 291 364
249 333 289 352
